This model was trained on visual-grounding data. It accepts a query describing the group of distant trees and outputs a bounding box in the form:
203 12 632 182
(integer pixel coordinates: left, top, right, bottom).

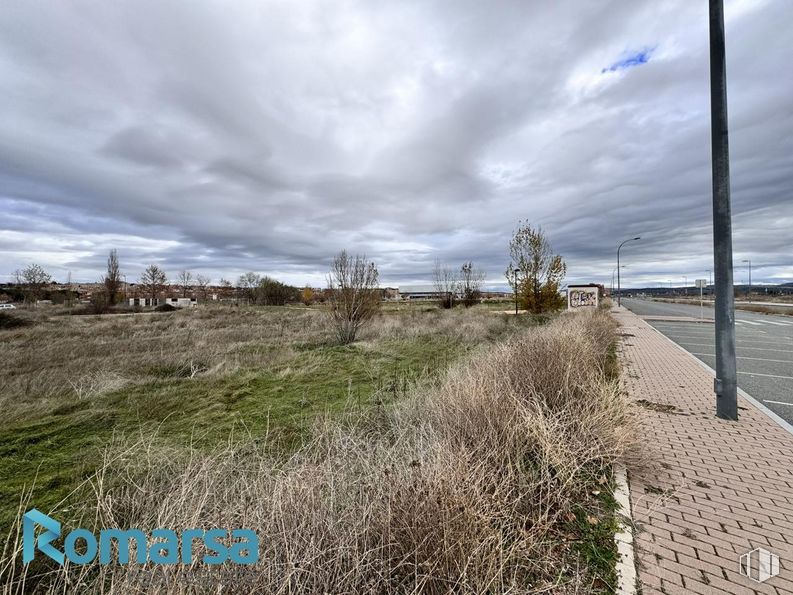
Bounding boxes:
6 222 568 336
236 272 300 306
432 261 485 309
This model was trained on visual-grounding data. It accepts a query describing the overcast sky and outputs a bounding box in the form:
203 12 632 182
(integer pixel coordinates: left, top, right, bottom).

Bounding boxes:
1 0 791 289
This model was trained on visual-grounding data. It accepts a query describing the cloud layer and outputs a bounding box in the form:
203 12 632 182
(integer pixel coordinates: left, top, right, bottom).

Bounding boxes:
1 0 791 288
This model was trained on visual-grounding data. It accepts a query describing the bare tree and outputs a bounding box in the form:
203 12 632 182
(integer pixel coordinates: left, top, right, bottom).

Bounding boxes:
177 270 193 298
218 278 233 304
103 249 122 305
326 250 381 344
195 274 211 301
237 272 260 304
14 263 52 306
505 222 567 313
139 264 168 302
432 260 458 309
459 262 484 307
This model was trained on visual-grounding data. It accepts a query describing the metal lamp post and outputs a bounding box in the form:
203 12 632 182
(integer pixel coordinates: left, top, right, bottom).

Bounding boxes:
611 266 625 297
512 268 519 315
616 237 641 307
710 0 738 420
743 259 751 296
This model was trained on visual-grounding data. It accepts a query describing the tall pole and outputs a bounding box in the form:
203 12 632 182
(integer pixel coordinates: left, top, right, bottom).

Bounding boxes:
710 0 738 421
513 268 519 315
743 259 751 296
616 237 640 307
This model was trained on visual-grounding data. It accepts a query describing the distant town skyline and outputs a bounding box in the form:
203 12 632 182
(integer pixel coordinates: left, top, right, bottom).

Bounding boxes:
2 1 791 289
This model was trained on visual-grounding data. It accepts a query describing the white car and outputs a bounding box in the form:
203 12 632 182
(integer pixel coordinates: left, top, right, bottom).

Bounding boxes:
0 303 17 309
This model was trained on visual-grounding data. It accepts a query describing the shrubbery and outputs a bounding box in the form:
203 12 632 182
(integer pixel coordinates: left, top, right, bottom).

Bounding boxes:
0 311 31 330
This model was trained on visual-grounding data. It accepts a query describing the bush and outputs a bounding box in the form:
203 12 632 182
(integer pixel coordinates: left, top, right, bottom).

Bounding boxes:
0 311 31 330
3 310 641 593
154 303 177 312
327 251 381 344
256 276 300 306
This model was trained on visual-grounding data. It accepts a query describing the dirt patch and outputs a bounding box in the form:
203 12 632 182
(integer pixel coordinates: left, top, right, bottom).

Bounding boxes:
636 399 679 414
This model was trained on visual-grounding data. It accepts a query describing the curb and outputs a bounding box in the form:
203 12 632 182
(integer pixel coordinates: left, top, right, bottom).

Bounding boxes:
613 466 637 595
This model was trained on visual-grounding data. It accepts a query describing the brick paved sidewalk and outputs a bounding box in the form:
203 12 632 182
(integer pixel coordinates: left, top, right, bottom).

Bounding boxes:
614 307 793 594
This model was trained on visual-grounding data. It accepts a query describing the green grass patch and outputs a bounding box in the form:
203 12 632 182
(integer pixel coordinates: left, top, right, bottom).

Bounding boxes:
563 471 620 593
0 323 487 535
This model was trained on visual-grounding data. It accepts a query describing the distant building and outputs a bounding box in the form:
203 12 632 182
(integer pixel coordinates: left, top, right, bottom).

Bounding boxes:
398 285 437 300
129 297 197 308
381 287 400 300
481 291 512 300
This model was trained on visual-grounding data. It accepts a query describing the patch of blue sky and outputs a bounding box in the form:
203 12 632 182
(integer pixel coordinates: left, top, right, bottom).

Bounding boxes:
601 47 655 74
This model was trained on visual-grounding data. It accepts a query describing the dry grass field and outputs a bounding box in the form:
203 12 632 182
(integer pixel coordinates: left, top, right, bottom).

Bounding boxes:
0 305 538 535
1 304 640 593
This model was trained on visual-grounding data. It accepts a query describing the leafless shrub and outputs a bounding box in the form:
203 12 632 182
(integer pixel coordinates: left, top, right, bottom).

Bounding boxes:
459 261 484 307
194 275 211 301
177 270 193 298
326 250 381 344
1 309 643 594
432 259 458 309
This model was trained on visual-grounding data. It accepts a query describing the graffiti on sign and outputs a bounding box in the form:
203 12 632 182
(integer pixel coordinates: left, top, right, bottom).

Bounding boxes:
568 287 599 309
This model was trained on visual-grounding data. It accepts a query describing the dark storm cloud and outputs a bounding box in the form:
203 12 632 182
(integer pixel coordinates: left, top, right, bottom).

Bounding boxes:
0 0 791 288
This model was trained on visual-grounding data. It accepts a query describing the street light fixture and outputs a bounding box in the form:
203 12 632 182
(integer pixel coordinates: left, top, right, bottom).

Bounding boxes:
616 236 641 307
742 259 751 296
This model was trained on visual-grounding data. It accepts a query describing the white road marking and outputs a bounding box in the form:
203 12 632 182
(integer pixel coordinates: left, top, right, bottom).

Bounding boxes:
689 352 793 364
738 320 764 326
665 335 789 346
764 400 793 407
760 320 793 327
674 342 793 354
738 371 793 380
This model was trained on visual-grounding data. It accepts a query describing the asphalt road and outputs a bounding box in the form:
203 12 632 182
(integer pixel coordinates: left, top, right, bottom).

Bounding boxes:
621 298 793 424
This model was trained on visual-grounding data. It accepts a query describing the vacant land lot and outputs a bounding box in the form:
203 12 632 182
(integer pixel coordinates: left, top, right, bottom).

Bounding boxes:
0 304 539 535
2 305 640 593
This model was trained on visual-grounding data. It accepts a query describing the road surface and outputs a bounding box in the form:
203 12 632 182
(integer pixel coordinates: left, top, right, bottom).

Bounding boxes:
621 298 793 424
